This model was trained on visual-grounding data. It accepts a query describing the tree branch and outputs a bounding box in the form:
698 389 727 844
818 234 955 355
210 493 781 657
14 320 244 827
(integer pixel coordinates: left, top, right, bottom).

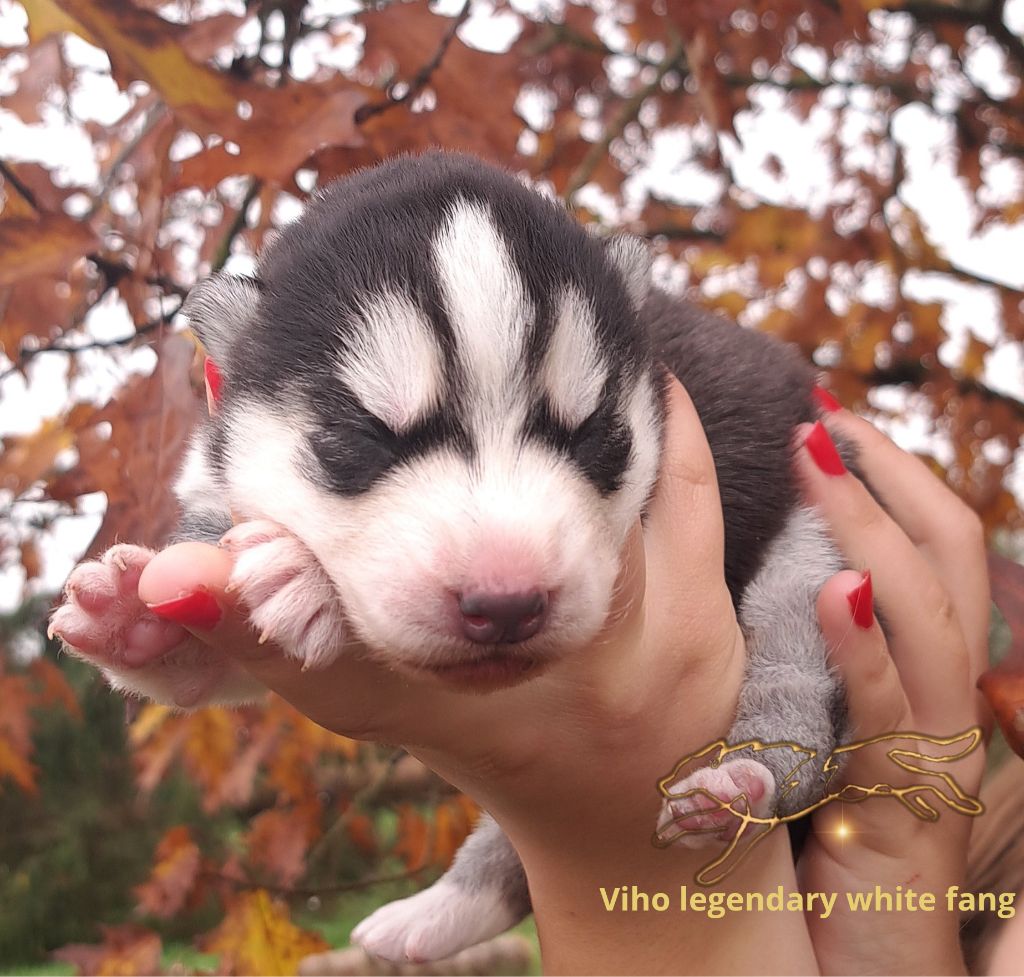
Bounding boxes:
0 160 39 211
354 0 473 124
212 178 262 272
565 39 685 203
0 305 180 384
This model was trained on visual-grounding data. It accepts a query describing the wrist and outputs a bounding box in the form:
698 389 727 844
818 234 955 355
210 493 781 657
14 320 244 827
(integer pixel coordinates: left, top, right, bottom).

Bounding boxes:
512 811 818 975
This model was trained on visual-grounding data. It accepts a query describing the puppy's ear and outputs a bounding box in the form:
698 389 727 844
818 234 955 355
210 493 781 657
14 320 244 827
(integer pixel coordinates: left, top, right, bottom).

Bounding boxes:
182 273 261 361
605 234 652 310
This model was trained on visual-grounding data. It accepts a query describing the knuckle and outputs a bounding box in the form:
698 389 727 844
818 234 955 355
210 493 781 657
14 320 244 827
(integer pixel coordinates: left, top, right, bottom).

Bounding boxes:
856 501 890 540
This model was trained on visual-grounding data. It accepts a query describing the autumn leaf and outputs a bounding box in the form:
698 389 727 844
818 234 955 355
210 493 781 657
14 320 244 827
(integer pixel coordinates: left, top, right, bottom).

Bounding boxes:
0 418 74 497
29 656 81 718
0 735 37 794
0 213 97 288
23 0 366 186
393 804 430 871
202 890 328 977
246 806 317 888
134 826 202 919
52 925 162 977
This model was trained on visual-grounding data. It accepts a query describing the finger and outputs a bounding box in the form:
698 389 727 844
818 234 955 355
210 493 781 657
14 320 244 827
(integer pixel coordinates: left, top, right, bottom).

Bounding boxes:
794 422 973 729
137 542 406 740
642 375 734 635
818 570 909 744
826 410 989 673
814 572 932 849
137 541 255 653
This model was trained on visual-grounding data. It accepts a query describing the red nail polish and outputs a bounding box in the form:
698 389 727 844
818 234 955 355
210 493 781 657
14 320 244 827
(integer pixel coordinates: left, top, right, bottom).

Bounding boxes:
204 357 223 405
846 571 873 630
805 421 847 476
149 590 222 630
812 386 842 413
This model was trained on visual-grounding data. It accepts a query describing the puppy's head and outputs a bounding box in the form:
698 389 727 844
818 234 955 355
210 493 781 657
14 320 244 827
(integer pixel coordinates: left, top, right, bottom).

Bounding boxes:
185 153 664 687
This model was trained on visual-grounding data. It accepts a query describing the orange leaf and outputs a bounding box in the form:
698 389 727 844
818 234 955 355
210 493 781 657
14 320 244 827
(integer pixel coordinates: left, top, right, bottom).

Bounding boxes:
52 924 162 976
393 804 430 871
29 656 81 718
346 812 377 858
0 735 37 794
202 890 328 977
0 418 74 497
134 826 201 919
246 807 313 888
0 213 97 288
23 0 366 187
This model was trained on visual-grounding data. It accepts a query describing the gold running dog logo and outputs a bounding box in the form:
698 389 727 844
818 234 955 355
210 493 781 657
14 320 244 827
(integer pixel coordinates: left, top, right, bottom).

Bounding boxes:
654 727 984 886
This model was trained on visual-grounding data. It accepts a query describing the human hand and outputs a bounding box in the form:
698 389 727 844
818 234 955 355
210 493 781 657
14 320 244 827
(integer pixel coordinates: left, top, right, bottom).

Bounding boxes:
133 378 817 975
794 401 989 976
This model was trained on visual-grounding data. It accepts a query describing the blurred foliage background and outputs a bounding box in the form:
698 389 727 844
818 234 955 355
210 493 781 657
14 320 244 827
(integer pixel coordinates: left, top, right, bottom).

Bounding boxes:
1 0 1023 973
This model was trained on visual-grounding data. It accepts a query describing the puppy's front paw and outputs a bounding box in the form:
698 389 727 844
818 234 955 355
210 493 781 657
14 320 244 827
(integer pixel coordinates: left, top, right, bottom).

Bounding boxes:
351 880 518 963
222 521 345 670
50 544 248 708
50 544 184 668
657 758 776 849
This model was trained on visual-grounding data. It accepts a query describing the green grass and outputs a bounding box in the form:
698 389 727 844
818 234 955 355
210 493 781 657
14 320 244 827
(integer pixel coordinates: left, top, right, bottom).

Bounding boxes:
3 877 542 976
0 965 73 977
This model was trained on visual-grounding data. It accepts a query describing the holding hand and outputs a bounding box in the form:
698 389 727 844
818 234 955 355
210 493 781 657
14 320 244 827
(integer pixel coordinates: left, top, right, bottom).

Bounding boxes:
796 400 989 975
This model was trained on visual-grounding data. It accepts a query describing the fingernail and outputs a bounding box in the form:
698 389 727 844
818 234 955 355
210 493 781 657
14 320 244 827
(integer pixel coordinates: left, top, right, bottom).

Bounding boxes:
148 590 222 630
205 357 223 405
847 571 873 630
812 386 842 413
804 421 847 476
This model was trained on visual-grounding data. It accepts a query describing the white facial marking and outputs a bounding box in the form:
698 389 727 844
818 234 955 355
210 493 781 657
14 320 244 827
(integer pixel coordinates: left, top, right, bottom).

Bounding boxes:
432 198 531 401
335 291 443 432
174 435 229 529
542 285 607 428
220 401 621 670
605 371 661 542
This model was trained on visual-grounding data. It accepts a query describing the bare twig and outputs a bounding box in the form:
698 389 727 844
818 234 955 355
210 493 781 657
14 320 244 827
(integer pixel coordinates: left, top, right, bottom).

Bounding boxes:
354 0 473 124
0 160 39 211
0 305 179 384
305 748 406 869
212 178 263 272
84 102 169 222
564 39 685 203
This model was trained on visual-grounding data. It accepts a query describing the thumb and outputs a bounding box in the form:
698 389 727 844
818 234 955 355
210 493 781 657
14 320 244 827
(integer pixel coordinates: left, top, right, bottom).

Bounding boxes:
642 374 730 622
137 540 409 740
137 541 275 663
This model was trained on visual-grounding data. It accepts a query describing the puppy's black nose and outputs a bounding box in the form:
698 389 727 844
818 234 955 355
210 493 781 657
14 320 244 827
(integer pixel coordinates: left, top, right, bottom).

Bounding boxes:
459 590 548 644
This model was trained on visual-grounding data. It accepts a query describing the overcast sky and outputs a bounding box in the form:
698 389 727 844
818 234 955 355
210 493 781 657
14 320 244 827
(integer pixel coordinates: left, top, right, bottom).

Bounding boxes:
0 0 1021 629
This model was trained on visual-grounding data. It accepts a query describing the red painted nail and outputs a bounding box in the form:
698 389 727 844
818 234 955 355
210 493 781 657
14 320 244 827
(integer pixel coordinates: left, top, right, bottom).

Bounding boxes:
149 590 222 630
204 357 223 405
847 571 873 630
804 421 847 476
812 385 842 413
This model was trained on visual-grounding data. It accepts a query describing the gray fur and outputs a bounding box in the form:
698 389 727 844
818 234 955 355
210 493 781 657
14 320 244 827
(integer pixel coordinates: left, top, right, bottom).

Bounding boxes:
182 272 261 362
418 510 848 930
605 235 653 310
444 814 530 919
168 154 858 958
730 506 846 814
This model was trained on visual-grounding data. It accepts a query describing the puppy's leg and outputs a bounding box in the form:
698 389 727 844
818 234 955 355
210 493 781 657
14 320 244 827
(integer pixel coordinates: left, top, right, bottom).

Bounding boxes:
661 507 846 844
50 539 264 708
352 813 530 963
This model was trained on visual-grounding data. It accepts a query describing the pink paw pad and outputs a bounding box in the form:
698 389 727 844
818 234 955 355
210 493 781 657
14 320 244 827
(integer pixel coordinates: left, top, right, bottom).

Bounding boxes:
221 520 345 670
50 544 186 668
659 758 776 848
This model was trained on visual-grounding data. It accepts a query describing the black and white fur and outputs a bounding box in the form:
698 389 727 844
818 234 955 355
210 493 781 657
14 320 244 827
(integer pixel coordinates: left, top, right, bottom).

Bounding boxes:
52 152 847 962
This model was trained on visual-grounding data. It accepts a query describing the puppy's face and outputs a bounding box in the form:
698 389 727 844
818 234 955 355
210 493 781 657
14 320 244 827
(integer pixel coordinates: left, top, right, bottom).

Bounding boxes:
187 160 661 687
